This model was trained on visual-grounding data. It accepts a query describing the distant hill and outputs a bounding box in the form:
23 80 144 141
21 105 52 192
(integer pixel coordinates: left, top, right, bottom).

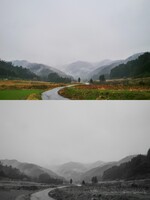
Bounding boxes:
79 163 115 182
0 161 29 180
103 149 150 180
91 60 123 80
110 52 150 79
61 60 113 81
90 52 145 80
79 155 136 182
0 60 37 80
86 160 105 170
12 60 72 82
55 162 88 181
1 159 62 180
50 157 135 182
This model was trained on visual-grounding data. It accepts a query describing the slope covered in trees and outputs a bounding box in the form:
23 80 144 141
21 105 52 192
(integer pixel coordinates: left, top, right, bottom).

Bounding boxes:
110 52 150 79
0 60 38 80
103 149 150 181
0 162 29 180
48 72 71 83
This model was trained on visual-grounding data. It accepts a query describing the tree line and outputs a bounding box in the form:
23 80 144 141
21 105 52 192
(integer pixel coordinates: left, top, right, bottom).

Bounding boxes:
0 162 29 180
0 59 71 83
110 52 150 79
0 60 38 80
0 162 63 184
103 148 150 181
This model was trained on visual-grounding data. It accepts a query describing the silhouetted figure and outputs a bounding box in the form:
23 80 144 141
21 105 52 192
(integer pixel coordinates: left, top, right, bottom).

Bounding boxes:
70 178 73 184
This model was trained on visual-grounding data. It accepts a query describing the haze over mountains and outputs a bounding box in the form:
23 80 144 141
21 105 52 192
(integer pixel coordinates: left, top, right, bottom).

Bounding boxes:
10 52 146 82
60 60 113 80
62 52 144 81
1 155 136 183
12 60 72 81
1 159 61 180
51 155 136 182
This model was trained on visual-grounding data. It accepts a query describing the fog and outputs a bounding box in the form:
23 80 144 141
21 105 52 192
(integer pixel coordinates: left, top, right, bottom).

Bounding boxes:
0 101 150 167
0 0 150 66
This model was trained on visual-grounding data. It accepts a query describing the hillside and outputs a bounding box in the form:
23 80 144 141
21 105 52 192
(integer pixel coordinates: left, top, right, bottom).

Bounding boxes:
0 60 37 80
1 159 62 180
0 161 29 180
79 155 136 182
103 149 150 180
61 60 112 80
110 52 150 79
91 60 123 80
55 162 88 181
90 52 144 80
53 160 105 181
12 60 72 82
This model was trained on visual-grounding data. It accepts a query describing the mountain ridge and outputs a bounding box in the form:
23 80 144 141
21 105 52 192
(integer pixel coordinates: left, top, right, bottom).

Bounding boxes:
12 60 72 81
0 159 63 180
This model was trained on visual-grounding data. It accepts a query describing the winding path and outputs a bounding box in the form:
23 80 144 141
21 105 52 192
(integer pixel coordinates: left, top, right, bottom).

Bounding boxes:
30 186 67 200
30 188 54 200
42 86 69 100
42 84 78 100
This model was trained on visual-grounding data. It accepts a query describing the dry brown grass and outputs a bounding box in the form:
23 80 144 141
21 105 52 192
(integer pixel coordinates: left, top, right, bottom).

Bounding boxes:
74 84 150 91
0 80 66 90
26 93 41 100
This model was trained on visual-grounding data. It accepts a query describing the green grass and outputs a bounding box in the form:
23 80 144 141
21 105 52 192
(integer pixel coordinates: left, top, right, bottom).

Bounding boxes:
60 87 150 100
0 89 43 100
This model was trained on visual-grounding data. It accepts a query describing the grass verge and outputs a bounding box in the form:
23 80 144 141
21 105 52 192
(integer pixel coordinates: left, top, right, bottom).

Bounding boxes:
59 85 150 100
49 184 150 200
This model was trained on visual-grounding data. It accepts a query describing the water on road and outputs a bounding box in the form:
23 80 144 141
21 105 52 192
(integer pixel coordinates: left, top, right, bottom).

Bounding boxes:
42 86 69 100
30 188 54 200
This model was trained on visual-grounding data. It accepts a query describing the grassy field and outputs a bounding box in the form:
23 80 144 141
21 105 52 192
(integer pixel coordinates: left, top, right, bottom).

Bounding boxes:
49 180 150 200
0 180 53 200
0 89 43 100
0 80 66 100
0 190 31 200
59 78 150 100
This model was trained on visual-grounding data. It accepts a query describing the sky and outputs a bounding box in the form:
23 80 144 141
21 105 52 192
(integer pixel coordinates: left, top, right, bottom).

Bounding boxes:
0 0 150 66
0 101 150 167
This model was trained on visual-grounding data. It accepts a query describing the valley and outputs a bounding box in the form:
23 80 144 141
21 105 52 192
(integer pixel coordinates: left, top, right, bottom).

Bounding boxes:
1 149 150 199
0 52 150 100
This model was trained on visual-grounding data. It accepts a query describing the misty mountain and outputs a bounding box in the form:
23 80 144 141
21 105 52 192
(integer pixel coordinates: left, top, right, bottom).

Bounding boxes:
0 60 37 80
110 52 150 79
1 159 62 180
124 52 144 64
0 161 29 180
51 160 105 182
79 155 136 182
91 60 123 80
90 52 145 80
86 160 105 170
12 60 72 81
55 162 88 181
61 60 113 81
103 149 150 180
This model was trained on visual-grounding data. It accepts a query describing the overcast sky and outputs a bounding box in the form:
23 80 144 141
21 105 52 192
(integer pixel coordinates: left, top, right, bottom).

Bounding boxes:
0 0 150 66
0 101 150 167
